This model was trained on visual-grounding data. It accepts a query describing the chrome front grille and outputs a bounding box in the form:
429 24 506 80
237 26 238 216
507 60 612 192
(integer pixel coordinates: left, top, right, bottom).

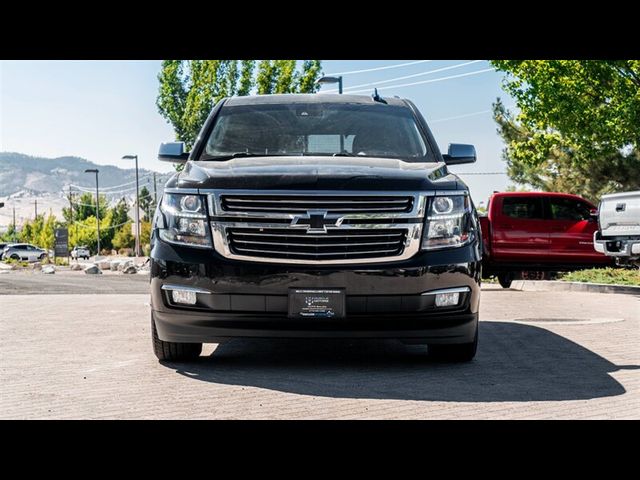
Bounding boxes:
220 194 414 214
227 227 407 261
208 190 427 265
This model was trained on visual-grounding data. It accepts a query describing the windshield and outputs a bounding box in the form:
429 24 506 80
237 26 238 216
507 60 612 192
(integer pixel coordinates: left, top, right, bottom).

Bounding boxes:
202 102 433 162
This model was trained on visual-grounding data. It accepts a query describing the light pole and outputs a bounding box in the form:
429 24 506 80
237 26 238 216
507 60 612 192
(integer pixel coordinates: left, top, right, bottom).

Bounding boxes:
122 154 141 257
317 75 343 94
84 169 100 258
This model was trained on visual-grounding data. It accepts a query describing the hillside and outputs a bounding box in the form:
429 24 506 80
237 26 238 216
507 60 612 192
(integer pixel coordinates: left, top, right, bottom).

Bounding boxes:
0 152 172 196
0 152 173 229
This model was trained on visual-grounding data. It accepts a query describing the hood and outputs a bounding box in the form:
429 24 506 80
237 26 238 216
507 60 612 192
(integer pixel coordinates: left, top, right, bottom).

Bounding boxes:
168 156 461 191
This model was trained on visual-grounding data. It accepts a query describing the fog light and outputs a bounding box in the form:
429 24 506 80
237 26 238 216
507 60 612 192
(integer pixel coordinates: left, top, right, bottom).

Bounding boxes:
171 289 197 305
435 292 460 307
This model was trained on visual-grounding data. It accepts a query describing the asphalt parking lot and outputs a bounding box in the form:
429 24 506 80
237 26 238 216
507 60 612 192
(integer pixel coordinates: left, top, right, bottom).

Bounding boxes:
1 274 638 419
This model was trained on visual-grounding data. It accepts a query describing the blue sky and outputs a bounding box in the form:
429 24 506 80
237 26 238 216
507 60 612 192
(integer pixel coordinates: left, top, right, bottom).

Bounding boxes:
0 60 513 204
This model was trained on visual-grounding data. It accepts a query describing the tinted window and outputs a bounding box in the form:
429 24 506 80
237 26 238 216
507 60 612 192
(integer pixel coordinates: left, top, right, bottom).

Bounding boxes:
549 198 591 221
203 103 432 161
502 197 544 219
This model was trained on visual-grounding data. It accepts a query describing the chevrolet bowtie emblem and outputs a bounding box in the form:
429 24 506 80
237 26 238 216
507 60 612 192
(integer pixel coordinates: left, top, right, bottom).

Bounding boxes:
291 210 344 233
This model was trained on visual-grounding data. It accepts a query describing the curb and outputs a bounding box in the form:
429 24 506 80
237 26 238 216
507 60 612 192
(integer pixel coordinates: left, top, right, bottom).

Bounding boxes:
510 280 640 295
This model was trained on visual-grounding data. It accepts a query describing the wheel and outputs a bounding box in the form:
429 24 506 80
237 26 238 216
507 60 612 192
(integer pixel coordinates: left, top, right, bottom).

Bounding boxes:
39 253 47 260
429 329 478 362
10 254 19 260
497 272 512 289
151 314 202 361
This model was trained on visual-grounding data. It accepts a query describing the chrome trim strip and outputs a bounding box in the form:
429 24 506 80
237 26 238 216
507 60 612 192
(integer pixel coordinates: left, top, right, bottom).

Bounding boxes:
230 231 404 238
225 198 411 204
161 284 212 295
164 188 200 195
232 239 401 247
434 190 469 196
234 247 401 257
206 190 429 220
212 223 423 265
421 286 471 296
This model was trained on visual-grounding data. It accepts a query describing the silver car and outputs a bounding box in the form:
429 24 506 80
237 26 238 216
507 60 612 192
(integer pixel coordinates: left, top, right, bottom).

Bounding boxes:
2 243 49 262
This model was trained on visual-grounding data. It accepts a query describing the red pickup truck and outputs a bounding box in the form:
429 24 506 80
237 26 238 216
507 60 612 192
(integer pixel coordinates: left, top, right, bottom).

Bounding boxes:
480 192 613 287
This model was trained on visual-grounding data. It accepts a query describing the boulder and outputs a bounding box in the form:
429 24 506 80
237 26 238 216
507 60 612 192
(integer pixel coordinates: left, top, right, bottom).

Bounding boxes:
110 260 122 271
42 265 56 274
84 264 102 275
70 263 83 271
32 262 42 270
122 265 138 274
98 260 111 270
118 260 134 272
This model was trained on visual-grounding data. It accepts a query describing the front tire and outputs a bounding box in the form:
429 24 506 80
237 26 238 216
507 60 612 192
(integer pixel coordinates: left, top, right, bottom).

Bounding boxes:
429 329 478 362
151 315 202 361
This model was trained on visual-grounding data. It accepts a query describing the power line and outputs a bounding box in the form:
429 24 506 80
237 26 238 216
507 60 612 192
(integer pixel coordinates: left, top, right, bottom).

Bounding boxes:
324 61 483 93
343 68 496 95
429 103 516 124
326 60 433 76
430 109 493 124
456 172 507 175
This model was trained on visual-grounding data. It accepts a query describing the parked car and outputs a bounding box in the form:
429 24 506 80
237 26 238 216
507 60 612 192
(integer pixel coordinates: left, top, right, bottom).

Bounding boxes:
480 191 613 288
3 243 49 262
149 93 482 362
593 190 640 266
0 243 7 260
71 245 91 260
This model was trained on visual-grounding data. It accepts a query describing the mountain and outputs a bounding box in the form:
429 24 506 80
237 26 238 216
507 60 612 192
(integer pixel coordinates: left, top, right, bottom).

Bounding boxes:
0 152 173 197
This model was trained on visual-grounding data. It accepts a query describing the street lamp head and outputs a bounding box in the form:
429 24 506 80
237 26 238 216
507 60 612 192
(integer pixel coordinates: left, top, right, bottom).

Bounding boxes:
84 169 99 173
122 155 137 160
317 76 342 85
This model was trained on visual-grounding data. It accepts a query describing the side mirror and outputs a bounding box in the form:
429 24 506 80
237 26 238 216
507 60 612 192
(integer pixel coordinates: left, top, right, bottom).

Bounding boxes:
589 208 599 221
158 142 190 163
443 143 476 165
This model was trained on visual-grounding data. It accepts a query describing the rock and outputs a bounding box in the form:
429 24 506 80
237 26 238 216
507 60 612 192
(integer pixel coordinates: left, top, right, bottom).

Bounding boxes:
118 260 134 272
122 265 138 274
84 265 102 274
98 260 111 270
42 265 56 274
70 263 83 271
0 262 15 270
110 260 122 271
32 262 42 270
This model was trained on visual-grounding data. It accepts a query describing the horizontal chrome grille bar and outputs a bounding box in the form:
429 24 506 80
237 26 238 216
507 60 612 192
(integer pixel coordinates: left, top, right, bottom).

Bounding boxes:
232 239 400 247
229 231 404 239
232 247 400 257
209 190 428 220
222 205 409 212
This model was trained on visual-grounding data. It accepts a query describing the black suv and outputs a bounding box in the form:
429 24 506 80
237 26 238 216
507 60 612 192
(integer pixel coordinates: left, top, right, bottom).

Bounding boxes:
150 94 481 362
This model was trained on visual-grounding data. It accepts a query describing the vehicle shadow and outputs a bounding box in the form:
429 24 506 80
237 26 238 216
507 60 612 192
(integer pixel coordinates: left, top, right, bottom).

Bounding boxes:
168 321 637 402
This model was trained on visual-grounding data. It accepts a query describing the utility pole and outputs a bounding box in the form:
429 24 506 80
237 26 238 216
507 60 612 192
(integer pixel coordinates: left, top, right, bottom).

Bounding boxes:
153 172 157 207
34 199 38 218
84 169 100 257
122 154 141 257
13 206 16 242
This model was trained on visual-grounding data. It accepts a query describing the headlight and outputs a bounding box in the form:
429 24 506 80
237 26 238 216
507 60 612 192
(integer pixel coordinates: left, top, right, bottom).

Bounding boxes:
157 193 212 247
422 194 473 250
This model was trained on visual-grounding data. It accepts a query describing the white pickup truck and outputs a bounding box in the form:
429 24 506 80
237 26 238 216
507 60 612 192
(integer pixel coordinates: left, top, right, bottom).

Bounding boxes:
594 191 640 265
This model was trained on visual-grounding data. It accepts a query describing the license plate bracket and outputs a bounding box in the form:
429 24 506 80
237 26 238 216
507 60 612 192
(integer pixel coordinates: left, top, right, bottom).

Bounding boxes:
288 288 346 319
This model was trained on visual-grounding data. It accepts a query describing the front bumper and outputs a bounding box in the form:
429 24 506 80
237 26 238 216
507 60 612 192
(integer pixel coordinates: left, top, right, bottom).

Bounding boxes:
150 238 482 344
593 231 640 257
